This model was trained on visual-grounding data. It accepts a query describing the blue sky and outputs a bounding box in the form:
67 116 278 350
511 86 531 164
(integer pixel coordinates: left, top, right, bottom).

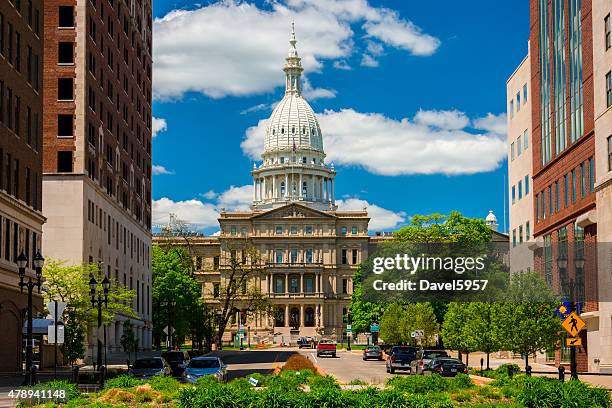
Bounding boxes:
150 0 530 234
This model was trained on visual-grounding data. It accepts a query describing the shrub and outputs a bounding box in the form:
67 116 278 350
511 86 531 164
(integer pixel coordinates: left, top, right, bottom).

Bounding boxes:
282 354 317 372
452 390 473 402
308 375 339 390
146 375 181 393
18 380 80 405
516 377 611 408
450 373 474 390
104 374 145 389
385 374 449 393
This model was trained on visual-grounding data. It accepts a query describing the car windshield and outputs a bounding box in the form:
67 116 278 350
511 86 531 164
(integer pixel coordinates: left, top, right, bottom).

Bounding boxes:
367 346 380 350
132 358 163 369
423 351 449 359
162 352 184 362
189 359 220 369
393 347 415 354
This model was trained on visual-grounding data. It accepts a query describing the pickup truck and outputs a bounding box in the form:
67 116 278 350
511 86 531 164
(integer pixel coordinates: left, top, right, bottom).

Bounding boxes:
316 340 337 358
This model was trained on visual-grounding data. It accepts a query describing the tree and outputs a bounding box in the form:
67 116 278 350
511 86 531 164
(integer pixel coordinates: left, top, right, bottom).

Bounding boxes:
465 302 504 370
498 272 561 370
152 245 202 349
403 302 440 347
121 320 139 365
379 303 406 344
61 310 85 367
349 267 383 335
442 303 477 365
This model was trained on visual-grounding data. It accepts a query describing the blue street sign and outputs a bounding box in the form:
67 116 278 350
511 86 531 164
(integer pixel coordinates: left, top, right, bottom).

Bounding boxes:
370 324 380 333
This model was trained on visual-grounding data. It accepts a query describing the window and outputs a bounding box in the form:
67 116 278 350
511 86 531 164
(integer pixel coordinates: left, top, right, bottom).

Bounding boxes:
606 14 611 50
351 226 358 235
352 249 358 264
607 72 612 108
511 142 515 160
509 100 514 118
589 157 594 192
58 42 74 64
342 279 348 294
230 226 236 236
564 174 569 207
519 225 523 243
523 129 529 150
57 151 73 172
57 78 74 100
275 250 283 264
548 185 553 215
525 221 530 241
290 248 298 264
306 248 313 263
213 283 219 298
305 225 313 234
518 180 523 200
340 226 347 235
523 83 528 104
290 226 297 235
536 193 541 222
512 229 516 247
341 249 348 264
555 181 560 212
0 13 3 56
511 185 516 204
572 169 577 203
516 92 521 111
525 175 530 195
58 6 75 28
608 136 612 171
275 277 284 294
581 162 586 198
544 234 552 285
275 226 283 235
57 114 73 136
517 135 522 156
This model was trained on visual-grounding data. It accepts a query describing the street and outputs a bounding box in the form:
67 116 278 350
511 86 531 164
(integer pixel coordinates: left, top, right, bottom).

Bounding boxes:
298 348 393 384
206 349 298 381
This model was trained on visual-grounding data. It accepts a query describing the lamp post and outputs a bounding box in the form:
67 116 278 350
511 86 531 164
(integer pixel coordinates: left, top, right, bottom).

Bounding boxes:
18 251 44 386
160 299 176 351
346 309 352 351
558 253 580 381
89 275 110 370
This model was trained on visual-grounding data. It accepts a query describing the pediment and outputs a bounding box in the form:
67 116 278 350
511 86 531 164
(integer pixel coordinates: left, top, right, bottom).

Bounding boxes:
253 203 336 220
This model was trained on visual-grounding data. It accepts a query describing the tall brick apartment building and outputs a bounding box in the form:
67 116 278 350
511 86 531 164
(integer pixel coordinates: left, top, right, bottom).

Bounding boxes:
526 0 605 372
41 0 153 360
0 0 45 374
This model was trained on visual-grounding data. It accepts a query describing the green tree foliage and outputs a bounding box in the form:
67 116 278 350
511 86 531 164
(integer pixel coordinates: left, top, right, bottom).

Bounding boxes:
394 212 492 244
442 302 477 364
61 310 85 367
379 303 405 344
152 244 202 348
402 303 440 347
120 320 139 364
464 302 504 369
349 267 383 335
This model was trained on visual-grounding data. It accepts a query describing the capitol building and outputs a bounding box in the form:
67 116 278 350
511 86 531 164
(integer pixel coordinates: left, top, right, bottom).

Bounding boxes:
155 27 390 343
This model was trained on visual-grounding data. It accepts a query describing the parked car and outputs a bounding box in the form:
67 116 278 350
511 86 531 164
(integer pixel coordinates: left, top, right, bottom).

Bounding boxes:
128 357 172 379
316 339 337 358
428 357 467 377
362 345 383 360
410 350 451 375
183 356 228 383
161 350 191 376
385 346 417 374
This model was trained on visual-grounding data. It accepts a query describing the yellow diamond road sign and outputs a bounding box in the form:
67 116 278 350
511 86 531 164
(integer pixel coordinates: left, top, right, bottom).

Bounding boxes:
566 337 582 347
562 312 586 337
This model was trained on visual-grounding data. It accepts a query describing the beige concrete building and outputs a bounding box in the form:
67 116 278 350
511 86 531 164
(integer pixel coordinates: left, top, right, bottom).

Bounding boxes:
506 44 534 273
41 0 153 360
592 0 612 373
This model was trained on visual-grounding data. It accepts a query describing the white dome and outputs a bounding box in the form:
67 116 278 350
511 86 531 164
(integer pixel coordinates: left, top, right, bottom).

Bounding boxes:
264 94 323 153
485 210 497 223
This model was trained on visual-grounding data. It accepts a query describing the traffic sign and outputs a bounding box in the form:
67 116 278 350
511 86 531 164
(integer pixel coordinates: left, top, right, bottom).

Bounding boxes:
47 301 67 323
566 337 582 347
48 324 65 344
562 312 586 337
370 324 379 333
347 324 352 333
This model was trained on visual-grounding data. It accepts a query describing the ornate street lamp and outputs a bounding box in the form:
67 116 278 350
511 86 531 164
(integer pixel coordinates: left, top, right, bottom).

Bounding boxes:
90 275 110 371
19 251 44 385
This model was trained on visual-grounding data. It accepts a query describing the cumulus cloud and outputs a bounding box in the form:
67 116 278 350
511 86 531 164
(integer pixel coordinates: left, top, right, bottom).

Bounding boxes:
152 117 167 138
360 54 379 67
333 60 352 70
152 165 173 175
336 198 406 231
473 113 508 137
153 0 439 99
217 185 254 211
242 109 507 176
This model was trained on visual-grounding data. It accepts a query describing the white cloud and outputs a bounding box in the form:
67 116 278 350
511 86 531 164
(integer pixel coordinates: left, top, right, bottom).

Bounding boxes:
152 165 174 175
152 117 167 138
242 109 507 176
333 60 352 70
302 78 337 100
217 185 254 211
360 54 379 67
473 113 508 137
200 190 218 199
336 198 406 231
153 0 439 99
240 103 273 115
413 109 469 130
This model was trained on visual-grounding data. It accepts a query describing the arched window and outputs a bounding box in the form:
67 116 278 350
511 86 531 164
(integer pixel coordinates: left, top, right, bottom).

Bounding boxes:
280 181 286 196
281 127 285 134
302 126 305 134
302 181 307 196
272 129 275 135
292 126 295 134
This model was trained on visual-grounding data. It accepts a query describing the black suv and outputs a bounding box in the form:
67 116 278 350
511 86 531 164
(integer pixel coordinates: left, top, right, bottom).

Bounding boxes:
385 346 417 374
161 350 191 376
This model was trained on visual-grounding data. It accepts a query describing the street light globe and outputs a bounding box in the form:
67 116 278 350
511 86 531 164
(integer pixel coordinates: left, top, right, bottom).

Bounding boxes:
102 276 111 293
17 252 28 270
33 251 45 269
89 276 97 294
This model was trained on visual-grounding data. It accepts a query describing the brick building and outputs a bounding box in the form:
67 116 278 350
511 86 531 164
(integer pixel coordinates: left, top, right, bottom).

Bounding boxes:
528 0 600 372
0 0 45 373
41 0 153 361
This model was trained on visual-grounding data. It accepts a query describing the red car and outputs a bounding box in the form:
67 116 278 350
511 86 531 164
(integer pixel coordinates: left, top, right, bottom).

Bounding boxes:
316 340 337 358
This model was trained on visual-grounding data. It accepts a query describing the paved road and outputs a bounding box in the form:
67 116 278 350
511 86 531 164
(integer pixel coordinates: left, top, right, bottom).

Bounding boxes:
298 349 396 385
207 349 299 381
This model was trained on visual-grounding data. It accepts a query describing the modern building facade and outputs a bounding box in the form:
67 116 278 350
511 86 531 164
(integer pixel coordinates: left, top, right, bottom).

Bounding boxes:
507 44 534 273
0 0 45 374
41 0 153 360
530 0 599 371
592 0 612 373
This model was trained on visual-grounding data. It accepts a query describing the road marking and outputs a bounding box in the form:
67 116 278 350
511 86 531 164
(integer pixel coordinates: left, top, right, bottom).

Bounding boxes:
310 352 318 363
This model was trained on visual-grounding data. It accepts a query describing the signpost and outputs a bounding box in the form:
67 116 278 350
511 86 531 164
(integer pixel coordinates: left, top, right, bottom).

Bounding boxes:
566 337 582 347
561 312 585 337
561 309 586 380
370 323 379 345
47 301 67 379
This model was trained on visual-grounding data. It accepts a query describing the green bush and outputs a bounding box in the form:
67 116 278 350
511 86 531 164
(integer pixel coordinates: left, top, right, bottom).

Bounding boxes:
385 374 451 393
516 377 611 408
18 380 80 405
104 374 145 389
451 373 474 389
146 375 181 393
308 374 339 390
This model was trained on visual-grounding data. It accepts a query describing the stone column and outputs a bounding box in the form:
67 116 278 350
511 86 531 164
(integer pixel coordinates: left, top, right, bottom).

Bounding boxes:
285 273 289 294
262 177 267 199
320 304 324 327
300 273 304 294
252 179 256 201
285 174 289 197
323 178 328 201
268 274 273 294
272 175 276 199
284 305 289 327
299 173 303 198
331 179 335 203
300 304 304 328
315 272 319 293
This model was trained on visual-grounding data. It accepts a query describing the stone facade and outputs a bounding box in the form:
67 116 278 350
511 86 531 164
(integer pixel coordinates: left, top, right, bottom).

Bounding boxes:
0 0 46 373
